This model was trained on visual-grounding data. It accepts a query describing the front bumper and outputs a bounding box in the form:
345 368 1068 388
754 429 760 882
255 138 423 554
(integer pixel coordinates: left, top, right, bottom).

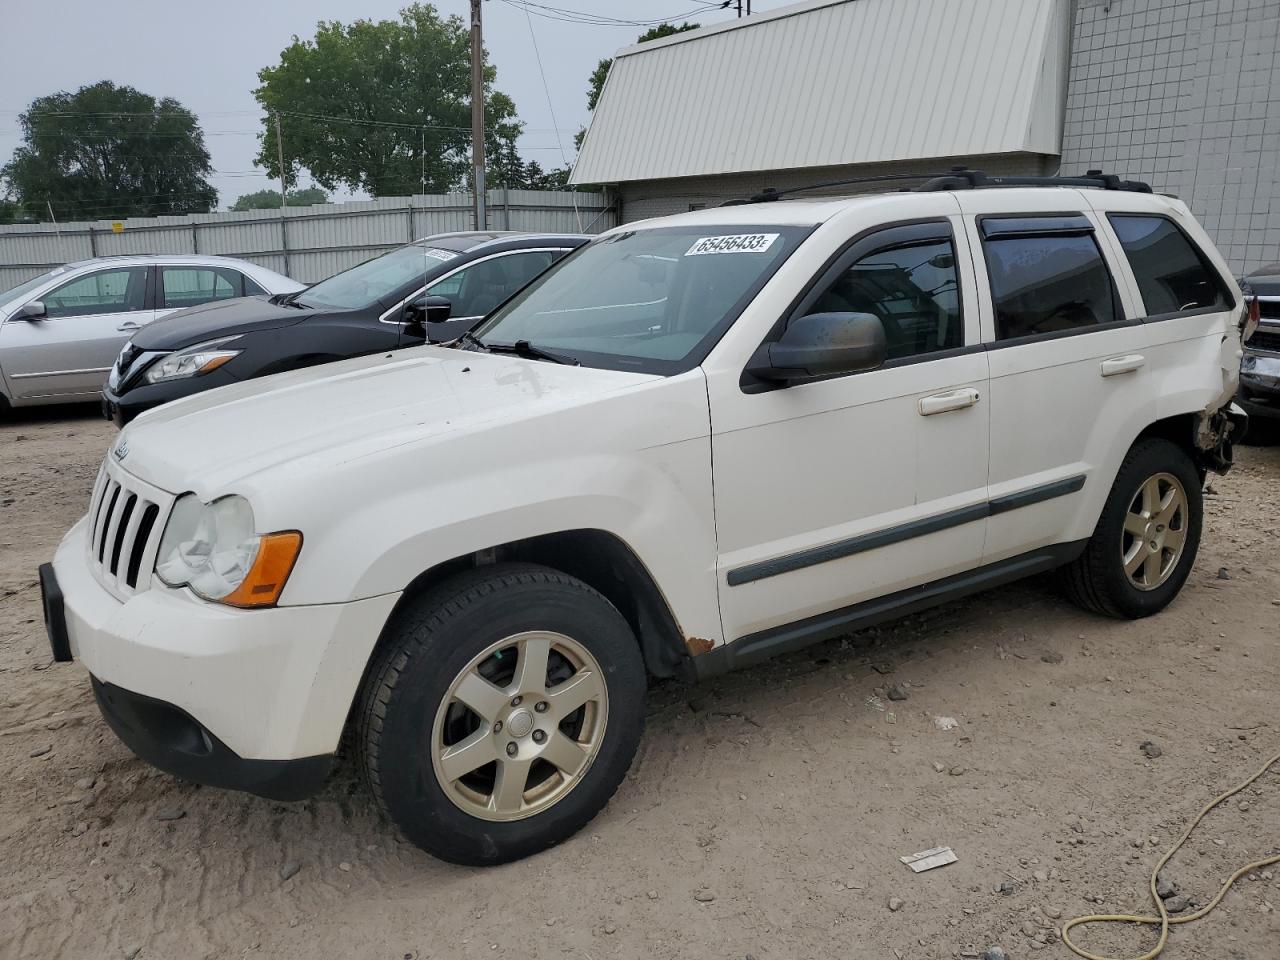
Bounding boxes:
1239 351 1280 418
48 518 400 796
90 676 332 801
102 367 239 427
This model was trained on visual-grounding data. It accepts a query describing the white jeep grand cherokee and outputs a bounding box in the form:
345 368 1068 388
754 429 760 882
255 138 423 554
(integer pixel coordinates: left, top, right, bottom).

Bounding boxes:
41 173 1250 865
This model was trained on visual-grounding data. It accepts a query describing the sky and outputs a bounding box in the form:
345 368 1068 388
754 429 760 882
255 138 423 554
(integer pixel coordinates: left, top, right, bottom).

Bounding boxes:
1 0 779 211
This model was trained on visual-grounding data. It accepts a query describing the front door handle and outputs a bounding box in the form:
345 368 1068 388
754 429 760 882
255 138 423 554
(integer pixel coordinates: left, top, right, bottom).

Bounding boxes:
918 387 980 416
116 322 141 332
1100 354 1145 377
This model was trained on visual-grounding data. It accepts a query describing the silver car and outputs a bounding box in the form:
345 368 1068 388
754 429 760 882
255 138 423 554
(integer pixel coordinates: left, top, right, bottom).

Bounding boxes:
0 255 302 412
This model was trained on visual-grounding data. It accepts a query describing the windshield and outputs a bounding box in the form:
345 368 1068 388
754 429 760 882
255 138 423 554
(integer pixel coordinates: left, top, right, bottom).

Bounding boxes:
295 243 461 311
1 268 64 306
473 225 810 373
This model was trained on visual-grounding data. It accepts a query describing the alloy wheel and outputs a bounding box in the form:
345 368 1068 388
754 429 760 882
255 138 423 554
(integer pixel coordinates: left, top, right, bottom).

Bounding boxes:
1121 471 1189 591
430 631 608 822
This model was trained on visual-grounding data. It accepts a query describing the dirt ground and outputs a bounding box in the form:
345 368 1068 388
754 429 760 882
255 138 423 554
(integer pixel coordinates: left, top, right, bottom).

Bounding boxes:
1 405 1278 960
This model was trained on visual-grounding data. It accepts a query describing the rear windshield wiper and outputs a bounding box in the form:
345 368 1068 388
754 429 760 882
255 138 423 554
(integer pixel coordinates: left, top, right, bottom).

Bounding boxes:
483 339 580 366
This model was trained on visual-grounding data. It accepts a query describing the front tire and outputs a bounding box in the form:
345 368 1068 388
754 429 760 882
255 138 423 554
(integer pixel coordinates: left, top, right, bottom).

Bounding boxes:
356 563 646 865
1062 438 1203 619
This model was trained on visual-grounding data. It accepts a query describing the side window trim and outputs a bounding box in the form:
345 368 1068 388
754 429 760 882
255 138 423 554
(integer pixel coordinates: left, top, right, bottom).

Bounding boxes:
1104 212 1236 320
976 212 1127 343
378 247 572 324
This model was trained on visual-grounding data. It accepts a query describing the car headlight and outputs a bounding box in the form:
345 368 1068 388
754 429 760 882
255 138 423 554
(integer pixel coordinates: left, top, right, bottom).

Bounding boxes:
155 494 301 607
144 336 242 384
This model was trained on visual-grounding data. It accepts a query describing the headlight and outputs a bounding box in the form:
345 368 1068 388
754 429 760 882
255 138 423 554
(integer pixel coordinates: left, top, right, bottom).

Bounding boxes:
155 494 301 607
144 336 241 384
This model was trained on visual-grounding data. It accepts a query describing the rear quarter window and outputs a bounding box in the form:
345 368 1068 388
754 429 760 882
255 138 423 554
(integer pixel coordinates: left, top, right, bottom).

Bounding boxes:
1107 214 1231 316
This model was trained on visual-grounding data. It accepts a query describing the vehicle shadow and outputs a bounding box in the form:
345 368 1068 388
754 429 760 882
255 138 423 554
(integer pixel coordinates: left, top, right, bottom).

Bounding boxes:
1 402 105 428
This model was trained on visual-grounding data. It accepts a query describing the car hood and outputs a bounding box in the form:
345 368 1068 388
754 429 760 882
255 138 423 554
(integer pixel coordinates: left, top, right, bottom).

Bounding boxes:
131 296 317 349
116 346 663 495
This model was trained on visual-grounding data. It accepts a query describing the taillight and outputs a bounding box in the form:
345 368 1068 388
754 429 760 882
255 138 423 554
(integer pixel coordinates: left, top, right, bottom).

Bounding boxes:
1243 294 1260 342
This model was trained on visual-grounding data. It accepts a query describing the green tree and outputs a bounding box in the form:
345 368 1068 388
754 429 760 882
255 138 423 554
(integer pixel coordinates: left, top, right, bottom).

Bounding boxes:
576 22 700 150
231 186 329 210
253 3 522 197
1 82 217 221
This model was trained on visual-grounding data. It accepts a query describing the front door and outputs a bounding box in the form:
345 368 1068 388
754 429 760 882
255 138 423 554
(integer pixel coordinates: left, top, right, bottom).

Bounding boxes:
710 213 990 644
0 266 152 400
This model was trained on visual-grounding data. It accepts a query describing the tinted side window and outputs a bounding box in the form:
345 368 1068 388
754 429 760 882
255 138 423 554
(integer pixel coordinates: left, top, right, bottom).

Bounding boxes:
803 239 963 359
983 233 1117 340
42 267 149 318
242 274 268 297
161 268 239 309
1108 215 1229 316
428 251 558 318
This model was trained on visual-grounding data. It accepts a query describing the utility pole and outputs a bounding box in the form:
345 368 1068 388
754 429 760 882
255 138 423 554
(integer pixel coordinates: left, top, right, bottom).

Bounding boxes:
274 111 292 277
736 0 742 16
470 0 487 231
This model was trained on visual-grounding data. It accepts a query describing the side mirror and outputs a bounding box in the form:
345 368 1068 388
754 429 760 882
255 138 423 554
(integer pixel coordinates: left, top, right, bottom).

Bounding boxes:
406 294 452 325
746 312 887 383
14 301 46 321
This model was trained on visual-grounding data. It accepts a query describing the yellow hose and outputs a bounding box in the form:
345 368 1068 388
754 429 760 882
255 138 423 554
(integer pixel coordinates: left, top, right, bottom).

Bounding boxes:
1062 747 1280 960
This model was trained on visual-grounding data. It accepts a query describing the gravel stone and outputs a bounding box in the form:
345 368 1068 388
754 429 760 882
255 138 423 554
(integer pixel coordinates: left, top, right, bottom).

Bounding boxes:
1040 651 1064 664
75 776 96 791
887 684 909 701
1042 905 1062 919
983 947 1008 960
28 745 51 758
693 890 715 903
1156 875 1176 899
1217 567 1231 580
888 897 904 911
154 809 185 822
1163 895 1190 914
1140 741 1162 759
280 860 302 882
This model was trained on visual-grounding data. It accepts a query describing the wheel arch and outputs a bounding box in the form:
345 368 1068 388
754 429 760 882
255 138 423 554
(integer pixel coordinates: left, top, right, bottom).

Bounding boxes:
368 529 691 682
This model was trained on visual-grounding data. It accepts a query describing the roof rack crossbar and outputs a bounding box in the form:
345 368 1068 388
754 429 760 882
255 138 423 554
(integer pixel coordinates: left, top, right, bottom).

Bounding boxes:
721 166 1152 205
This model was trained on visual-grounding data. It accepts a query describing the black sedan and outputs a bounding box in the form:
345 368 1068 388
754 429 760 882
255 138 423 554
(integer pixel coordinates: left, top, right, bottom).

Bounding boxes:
102 231 587 425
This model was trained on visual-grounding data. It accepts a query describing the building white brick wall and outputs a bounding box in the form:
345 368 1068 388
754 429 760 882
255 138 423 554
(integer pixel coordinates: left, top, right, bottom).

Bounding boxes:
1062 0 1280 274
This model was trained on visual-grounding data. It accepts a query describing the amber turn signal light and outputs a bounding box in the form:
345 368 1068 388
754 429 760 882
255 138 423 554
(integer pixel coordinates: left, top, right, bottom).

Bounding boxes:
221 531 303 608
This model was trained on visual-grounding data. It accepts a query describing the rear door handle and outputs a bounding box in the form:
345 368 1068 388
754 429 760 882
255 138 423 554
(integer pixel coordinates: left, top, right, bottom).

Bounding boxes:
918 387 980 416
116 322 141 332
1100 354 1145 377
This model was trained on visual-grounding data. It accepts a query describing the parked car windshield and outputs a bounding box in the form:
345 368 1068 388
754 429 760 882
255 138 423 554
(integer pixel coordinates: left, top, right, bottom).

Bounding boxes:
473 225 810 373
294 243 461 311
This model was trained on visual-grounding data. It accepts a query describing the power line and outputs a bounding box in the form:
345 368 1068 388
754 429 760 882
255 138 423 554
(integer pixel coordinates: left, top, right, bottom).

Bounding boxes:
519 3 572 170
496 0 728 28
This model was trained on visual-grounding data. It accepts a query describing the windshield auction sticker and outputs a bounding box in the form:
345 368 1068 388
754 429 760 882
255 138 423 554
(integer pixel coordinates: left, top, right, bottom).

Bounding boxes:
685 233 780 256
420 248 459 261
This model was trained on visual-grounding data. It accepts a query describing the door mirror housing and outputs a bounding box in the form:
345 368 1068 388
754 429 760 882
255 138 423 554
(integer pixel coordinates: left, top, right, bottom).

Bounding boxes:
747 312 887 383
405 294 452 325
14 301 46 321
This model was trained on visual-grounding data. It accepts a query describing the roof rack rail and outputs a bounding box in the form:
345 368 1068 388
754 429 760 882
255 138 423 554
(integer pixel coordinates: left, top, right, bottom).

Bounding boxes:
915 166 1152 193
721 166 1152 205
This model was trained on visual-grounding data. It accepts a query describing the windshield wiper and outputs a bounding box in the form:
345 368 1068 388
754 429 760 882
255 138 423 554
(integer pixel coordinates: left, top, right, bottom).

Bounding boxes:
484 339 579 366
456 329 487 352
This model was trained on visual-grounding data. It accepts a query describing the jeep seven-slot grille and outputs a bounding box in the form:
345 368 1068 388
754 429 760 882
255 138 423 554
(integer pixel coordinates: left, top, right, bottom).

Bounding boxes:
86 465 168 594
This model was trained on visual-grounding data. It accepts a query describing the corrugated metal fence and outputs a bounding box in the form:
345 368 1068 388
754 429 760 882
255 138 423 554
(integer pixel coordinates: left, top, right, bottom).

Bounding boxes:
0 189 615 289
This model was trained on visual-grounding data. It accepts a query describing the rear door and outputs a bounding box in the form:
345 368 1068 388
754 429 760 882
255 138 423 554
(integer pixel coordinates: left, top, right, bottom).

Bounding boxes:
956 191 1154 565
156 265 245 322
0 266 152 400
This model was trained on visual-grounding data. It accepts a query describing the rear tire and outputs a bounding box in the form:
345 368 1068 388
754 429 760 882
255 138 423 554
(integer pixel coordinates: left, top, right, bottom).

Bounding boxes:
356 563 646 865
1061 438 1202 619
